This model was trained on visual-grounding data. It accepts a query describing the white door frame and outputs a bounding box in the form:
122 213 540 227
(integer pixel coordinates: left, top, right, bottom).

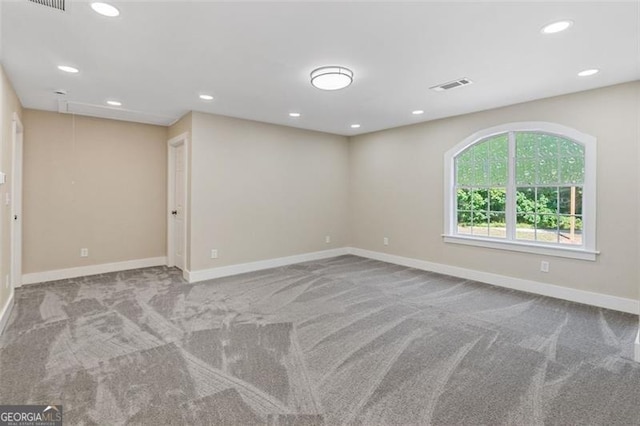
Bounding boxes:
11 113 23 288
167 132 189 270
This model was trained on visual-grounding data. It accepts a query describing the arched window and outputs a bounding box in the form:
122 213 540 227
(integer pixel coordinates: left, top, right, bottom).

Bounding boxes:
444 122 597 260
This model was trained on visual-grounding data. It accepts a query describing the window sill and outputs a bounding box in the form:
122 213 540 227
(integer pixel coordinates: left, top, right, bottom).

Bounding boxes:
442 234 598 261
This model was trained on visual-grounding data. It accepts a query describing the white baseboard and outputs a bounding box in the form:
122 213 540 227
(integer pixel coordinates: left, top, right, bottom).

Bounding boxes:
186 248 350 283
0 290 14 336
347 247 639 315
17 247 638 317
22 257 168 285
635 328 640 363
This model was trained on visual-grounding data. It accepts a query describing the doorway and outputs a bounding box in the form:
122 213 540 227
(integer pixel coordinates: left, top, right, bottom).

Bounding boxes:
167 133 188 271
11 113 23 288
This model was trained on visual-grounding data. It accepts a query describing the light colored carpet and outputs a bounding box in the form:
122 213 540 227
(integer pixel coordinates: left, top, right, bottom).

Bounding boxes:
0 255 638 425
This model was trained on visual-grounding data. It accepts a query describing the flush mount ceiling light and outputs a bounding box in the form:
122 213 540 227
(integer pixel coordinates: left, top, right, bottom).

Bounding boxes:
311 66 353 91
91 2 120 17
289 112 301 117
541 20 573 34
58 65 79 73
350 124 361 129
106 100 122 106
412 110 424 115
199 94 214 101
578 68 599 77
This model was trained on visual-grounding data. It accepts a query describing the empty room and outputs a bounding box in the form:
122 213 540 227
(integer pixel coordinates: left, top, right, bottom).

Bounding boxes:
0 1 639 424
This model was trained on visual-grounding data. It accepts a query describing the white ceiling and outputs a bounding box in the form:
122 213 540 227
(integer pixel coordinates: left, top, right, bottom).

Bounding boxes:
2 1 639 135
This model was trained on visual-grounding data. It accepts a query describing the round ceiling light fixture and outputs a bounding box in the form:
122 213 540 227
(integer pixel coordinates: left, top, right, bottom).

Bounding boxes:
310 66 353 91
91 2 120 17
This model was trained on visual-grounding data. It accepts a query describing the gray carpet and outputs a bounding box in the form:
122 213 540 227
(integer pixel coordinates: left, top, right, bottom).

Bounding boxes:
0 255 638 425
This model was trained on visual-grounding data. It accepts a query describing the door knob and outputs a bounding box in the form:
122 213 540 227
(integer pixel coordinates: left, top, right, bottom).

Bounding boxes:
171 210 177 216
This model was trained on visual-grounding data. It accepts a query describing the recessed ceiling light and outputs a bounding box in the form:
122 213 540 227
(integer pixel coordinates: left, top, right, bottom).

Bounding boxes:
289 112 301 118
91 2 120 17
58 65 79 74
350 124 361 129
412 110 424 115
578 68 599 77
541 20 573 34
106 100 122 106
199 94 214 101
311 66 354 91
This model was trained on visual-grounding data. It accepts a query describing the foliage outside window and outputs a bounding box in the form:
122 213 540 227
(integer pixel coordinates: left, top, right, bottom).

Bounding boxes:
444 123 596 260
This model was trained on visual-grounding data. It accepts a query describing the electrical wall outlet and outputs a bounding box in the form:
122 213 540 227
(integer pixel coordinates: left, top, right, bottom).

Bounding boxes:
383 237 389 246
210 249 218 259
80 248 89 257
325 235 331 244
540 261 549 273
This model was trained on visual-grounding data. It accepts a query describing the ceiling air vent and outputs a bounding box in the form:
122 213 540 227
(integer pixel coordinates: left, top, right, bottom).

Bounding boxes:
430 78 473 92
28 0 66 12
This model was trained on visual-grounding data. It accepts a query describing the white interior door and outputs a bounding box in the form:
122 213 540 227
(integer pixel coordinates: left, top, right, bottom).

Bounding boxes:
172 143 186 270
11 114 23 288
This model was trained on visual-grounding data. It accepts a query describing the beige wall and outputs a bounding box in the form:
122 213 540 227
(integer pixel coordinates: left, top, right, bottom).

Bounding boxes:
168 112 192 140
189 112 349 271
0 65 22 313
23 110 168 273
350 82 640 300
9 79 639 309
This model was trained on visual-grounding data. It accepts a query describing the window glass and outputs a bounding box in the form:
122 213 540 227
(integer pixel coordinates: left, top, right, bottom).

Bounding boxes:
455 134 508 239
454 131 586 247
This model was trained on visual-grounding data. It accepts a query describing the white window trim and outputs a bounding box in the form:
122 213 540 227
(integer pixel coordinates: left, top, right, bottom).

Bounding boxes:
443 122 597 261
